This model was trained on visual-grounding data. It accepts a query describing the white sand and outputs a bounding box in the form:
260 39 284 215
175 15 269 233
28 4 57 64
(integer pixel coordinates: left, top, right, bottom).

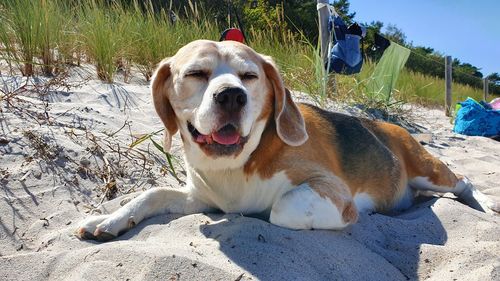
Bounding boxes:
1 69 499 281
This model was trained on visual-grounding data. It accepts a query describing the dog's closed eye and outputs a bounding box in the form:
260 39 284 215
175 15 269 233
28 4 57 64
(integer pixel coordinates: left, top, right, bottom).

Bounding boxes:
239 72 258 81
185 70 210 80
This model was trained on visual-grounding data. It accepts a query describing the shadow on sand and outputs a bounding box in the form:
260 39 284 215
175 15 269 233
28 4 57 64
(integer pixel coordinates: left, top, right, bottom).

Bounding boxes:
197 197 447 281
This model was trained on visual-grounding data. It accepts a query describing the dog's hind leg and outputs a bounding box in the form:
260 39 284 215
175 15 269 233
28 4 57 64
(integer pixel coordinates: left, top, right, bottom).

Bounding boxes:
409 175 499 214
381 124 499 214
409 152 500 214
270 174 358 230
401 143 499 213
76 188 212 241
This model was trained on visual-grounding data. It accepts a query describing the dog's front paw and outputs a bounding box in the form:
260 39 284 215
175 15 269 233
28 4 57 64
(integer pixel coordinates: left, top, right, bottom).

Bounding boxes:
75 214 113 241
75 213 136 242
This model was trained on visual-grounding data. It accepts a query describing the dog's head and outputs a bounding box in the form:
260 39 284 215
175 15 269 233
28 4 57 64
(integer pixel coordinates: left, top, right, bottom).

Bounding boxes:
152 40 308 170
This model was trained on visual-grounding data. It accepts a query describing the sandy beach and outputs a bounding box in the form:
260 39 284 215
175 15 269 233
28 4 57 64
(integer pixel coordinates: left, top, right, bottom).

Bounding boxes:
1 68 499 280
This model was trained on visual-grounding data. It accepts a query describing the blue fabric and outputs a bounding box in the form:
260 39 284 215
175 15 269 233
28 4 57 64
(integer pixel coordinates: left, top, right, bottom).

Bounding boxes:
332 34 362 67
332 15 347 40
327 15 363 75
479 100 493 110
453 98 500 137
329 50 363 75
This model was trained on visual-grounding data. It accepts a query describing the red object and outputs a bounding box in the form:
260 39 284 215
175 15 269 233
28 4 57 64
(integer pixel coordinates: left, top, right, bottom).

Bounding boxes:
220 28 245 43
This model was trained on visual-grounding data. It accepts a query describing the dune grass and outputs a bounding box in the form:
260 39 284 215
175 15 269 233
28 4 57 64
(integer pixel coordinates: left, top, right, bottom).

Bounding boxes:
343 60 488 108
77 1 134 82
0 0 43 76
127 1 219 81
0 0 494 108
36 0 65 75
0 0 73 75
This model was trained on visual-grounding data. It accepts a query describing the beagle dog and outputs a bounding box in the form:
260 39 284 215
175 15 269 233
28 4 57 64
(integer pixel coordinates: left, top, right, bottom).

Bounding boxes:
76 40 498 241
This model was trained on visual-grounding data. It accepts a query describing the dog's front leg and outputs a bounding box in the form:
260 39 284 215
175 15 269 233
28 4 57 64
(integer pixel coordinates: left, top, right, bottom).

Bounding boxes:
76 188 211 241
269 174 358 230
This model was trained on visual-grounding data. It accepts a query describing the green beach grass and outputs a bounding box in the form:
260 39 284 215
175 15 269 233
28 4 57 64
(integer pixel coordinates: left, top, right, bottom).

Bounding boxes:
0 0 495 108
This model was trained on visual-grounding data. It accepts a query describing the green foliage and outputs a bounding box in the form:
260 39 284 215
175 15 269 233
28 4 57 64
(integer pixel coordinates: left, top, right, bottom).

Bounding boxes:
0 0 497 103
331 59 489 113
126 0 218 81
0 5 15 71
405 47 444 78
0 0 72 75
77 1 133 82
0 0 221 81
280 1 317 40
129 129 182 184
384 24 406 45
295 39 330 107
0 0 43 75
118 0 498 96
332 0 356 25
487 73 500 84
243 0 354 42
359 21 384 61
243 0 288 32
402 46 500 95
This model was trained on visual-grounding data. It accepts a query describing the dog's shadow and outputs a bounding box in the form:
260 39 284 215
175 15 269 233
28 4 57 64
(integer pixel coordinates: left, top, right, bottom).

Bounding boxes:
93 193 448 280
198 196 447 281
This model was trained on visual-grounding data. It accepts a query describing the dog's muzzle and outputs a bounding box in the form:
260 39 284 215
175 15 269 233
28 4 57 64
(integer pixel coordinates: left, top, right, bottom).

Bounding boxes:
186 87 249 157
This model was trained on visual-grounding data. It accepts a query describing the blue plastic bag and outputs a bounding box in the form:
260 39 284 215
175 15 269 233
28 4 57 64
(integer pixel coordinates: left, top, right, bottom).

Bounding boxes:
453 98 500 137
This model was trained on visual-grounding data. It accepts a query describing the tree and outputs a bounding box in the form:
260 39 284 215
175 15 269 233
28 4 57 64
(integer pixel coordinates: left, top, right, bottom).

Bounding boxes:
361 21 384 60
384 24 406 45
414 46 434 55
266 0 355 42
279 0 317 40
487 72 500 85
242 0 288 32
243 0 356 42
332 0 356 25
405 46 445 79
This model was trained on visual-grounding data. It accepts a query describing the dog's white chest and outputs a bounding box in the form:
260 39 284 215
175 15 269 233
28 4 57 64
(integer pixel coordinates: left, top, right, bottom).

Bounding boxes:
189 168 293 214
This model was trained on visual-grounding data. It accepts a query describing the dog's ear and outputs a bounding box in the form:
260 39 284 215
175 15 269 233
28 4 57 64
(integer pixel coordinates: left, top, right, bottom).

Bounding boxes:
151 58 178 152
262 56 308 146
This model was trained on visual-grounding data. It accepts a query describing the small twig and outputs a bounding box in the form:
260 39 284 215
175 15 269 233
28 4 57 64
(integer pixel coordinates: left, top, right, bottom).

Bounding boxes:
107 119 130 137
53 107 76 120
19 170 32 182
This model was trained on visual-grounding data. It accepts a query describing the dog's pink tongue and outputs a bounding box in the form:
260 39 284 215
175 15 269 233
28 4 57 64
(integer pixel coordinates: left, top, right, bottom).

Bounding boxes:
212 128 240 145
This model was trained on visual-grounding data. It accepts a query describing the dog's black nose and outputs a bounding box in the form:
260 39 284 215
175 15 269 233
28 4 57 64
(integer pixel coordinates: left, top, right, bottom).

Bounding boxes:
213 87 247 112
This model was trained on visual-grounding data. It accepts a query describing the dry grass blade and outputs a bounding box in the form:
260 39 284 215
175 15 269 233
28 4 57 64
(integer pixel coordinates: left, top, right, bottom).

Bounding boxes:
129 129 164 148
